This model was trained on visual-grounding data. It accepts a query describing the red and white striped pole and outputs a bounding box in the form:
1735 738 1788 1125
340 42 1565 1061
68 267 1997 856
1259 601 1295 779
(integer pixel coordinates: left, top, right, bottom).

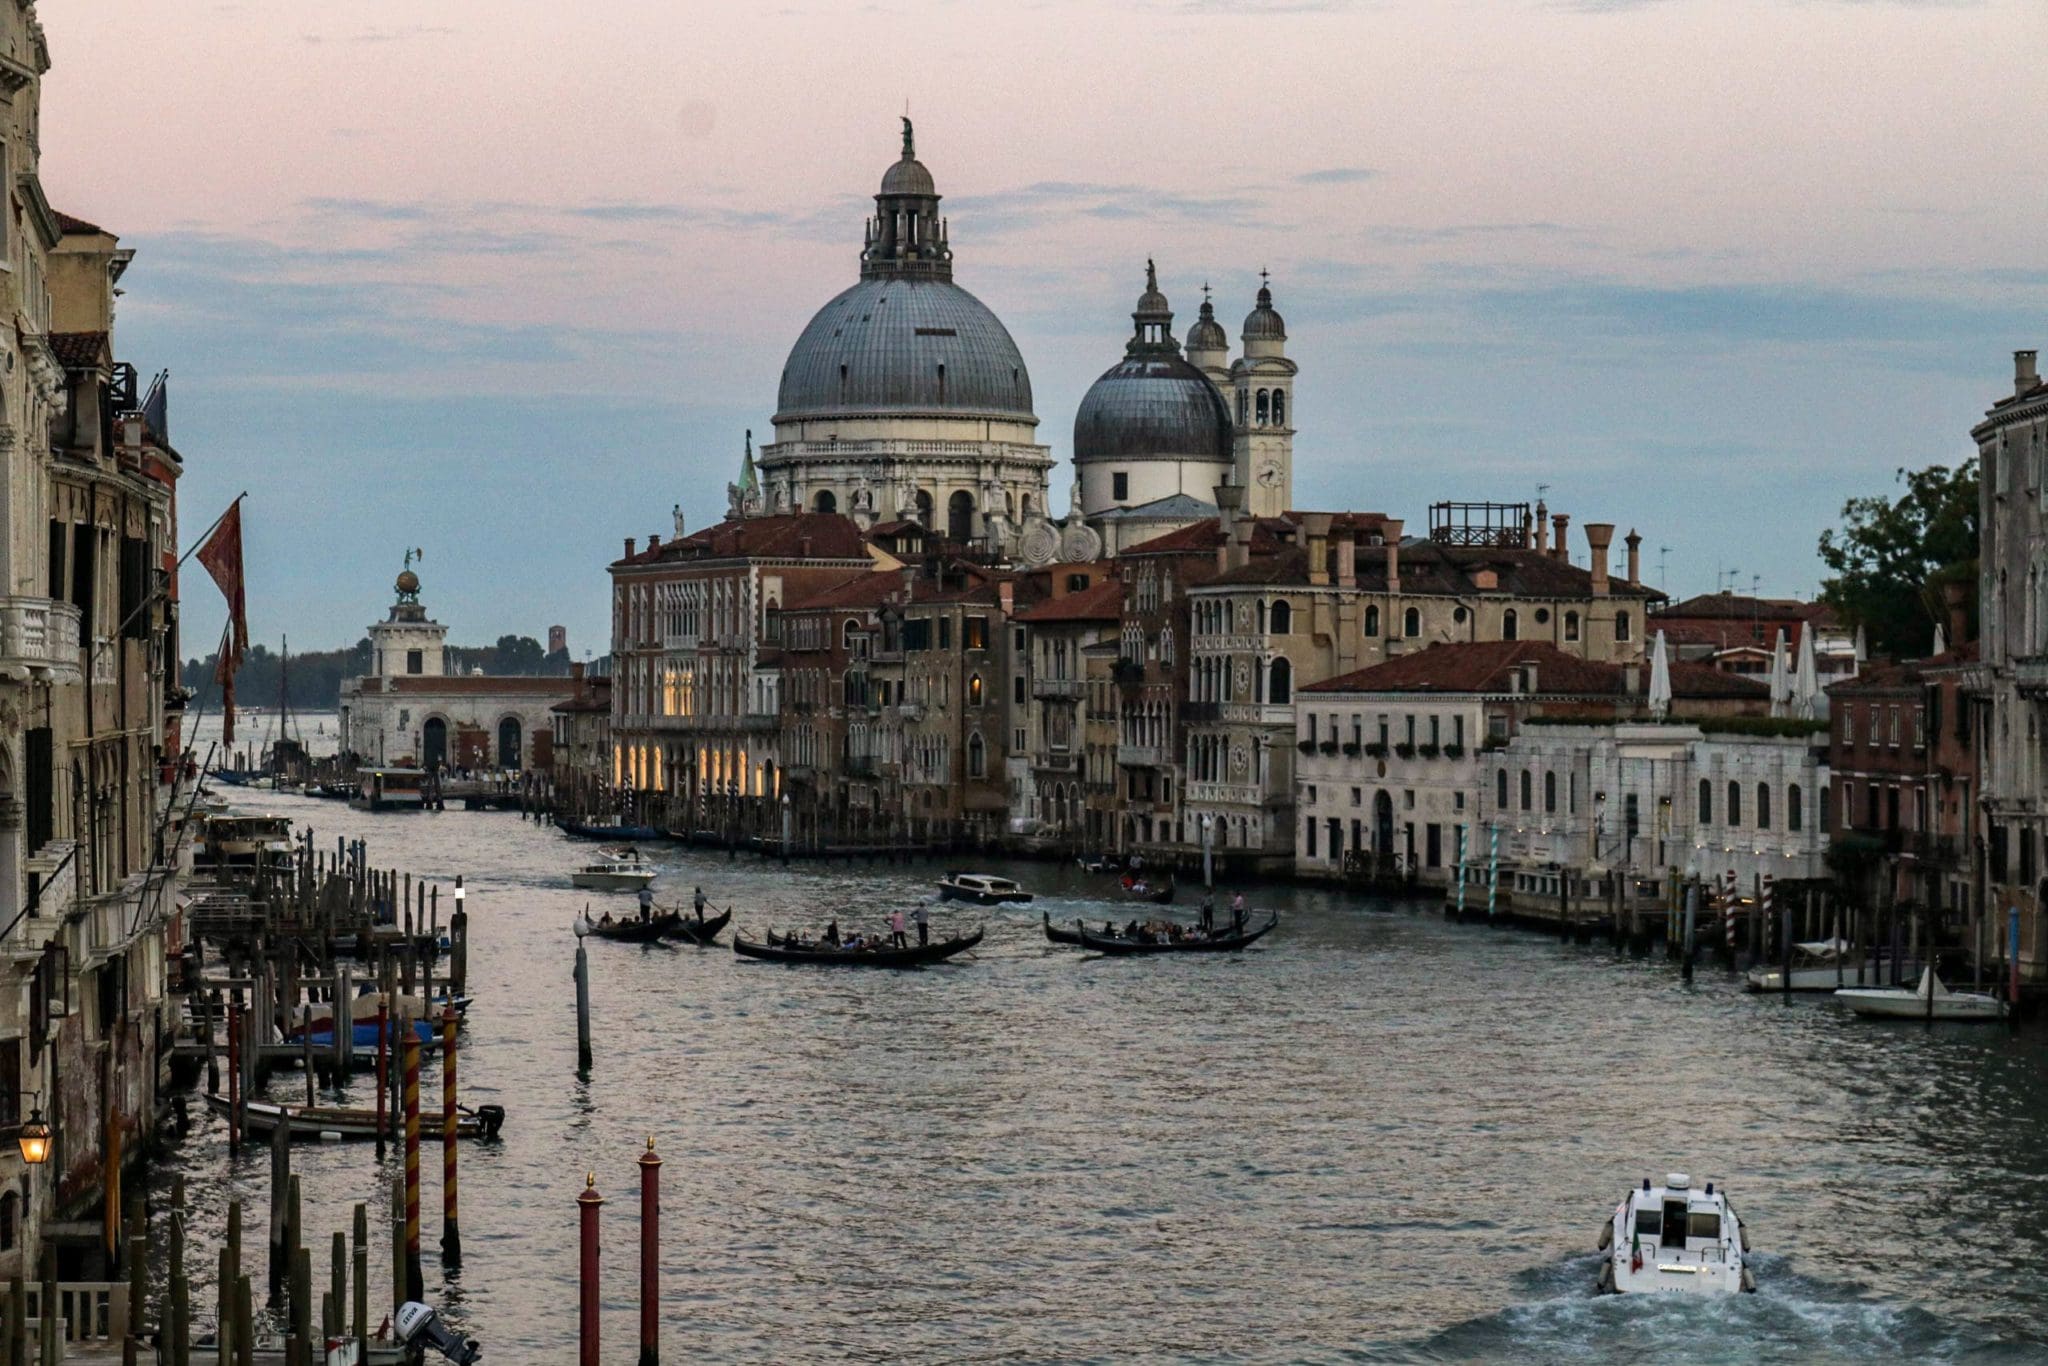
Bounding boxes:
579 1174 604 1366
1760 874 1775 953
1723 869 1738 951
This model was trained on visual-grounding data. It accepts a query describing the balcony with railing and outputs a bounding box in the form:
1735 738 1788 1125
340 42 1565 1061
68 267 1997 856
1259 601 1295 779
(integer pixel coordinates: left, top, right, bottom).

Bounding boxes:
1033 676 1084 700
1117 743 1162 767
2017 655 2048 699
0 596 82 682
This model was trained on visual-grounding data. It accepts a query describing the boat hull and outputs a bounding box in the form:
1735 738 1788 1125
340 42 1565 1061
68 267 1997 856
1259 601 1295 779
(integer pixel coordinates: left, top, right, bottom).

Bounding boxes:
936 883 1032 905
1043 913 1083 945
582 913 682 943
1835 988 2004 1020
734 928 984 968
205 1093 504 1142
664 909 731 945
569 870 657 892
1076 914 1278 955
559 821 661 842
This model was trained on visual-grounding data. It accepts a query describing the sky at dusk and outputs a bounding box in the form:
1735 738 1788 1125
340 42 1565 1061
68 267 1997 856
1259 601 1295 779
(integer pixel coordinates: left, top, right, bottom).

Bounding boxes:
39 0 2048 658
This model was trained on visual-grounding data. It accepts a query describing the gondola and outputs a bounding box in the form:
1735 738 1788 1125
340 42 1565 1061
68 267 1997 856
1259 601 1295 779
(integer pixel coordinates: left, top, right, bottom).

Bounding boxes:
733 927 984 968
1076 913 1278 956
1043 912 1083 945
577 912 682 943
663 908 732 945
1114 878 1175 905
557 819 662 842
205 1093 505 1142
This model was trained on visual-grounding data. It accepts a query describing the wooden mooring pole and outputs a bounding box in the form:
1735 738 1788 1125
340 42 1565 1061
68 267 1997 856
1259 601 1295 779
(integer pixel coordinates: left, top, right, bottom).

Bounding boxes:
579 1175 604 1366
640 1138 663 1366
441 1005 461 1266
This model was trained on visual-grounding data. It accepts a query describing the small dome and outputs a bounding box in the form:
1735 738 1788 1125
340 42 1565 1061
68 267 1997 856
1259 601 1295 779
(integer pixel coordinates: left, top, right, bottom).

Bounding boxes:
396 569 420 595
880 155 935 197
1187 298 1228 352
1073 353 1233 464
1243 283 1286 341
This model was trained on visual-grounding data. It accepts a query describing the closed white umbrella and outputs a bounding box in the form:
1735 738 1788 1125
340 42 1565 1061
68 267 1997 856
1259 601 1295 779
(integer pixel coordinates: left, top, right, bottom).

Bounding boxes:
1931 622 1947 658
1793 623 1821 719
1648 630 1673 719
1768 629 1790 719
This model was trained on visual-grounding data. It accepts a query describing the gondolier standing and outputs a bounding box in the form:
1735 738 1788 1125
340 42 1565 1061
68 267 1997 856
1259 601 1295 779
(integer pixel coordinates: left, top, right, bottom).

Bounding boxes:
913 903 929 946
636 885 654 923
1201 895 1216 933
693 886 707 923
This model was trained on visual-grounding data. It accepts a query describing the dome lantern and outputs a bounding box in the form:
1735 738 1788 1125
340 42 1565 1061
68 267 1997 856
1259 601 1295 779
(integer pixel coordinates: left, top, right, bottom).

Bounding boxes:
861 117 951 282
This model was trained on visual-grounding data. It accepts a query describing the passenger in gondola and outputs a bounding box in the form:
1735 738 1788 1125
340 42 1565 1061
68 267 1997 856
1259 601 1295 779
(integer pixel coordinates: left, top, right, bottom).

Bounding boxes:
598 910 615 927
825 919 841 946
1124 918 1141 939
890 909 908 948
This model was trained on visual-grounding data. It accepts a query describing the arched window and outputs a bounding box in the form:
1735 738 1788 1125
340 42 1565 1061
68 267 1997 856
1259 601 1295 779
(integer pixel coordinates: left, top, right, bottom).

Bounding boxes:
948 490 975 543
968 673 984 706
1788 784 1804 832
1404 607 1421 638
1519 769 1533 811
1269 657 1292 705
813 489 837 514
1502 609 1519 641
1256 600 1267 634
1364 605 1380 637
1699 778 1713 824
1271 390 1285 427
1564 611 1580 642
914 489 934 527
1819 785 1831 831
1256 389 1270 425
1544 770 1557 813
1496 768 1509 808
1616 611 1632 642
842 619 858 650
967 733 986 778
1727 781 1742 826
1237 389 1249 426
1757 783 1772 830
1271 601 1292 634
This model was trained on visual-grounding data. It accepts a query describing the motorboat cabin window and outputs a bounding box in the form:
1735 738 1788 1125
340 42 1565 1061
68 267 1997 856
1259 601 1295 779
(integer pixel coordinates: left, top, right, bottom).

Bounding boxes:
1633 1207 1661 1239
1687 1209 1722 1241
1661 1201 1688 1248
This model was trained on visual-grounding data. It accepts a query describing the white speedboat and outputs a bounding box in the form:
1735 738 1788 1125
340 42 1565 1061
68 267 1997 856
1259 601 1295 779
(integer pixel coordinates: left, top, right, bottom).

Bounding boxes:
936 872 1033 905
1836 968 2004 1021
570 848 657 893
1597 1173 1754 1295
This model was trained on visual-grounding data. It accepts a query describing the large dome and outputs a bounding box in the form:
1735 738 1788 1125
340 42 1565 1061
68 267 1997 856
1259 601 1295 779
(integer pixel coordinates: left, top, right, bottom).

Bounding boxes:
1073 353 1232 464
774 276 1036 424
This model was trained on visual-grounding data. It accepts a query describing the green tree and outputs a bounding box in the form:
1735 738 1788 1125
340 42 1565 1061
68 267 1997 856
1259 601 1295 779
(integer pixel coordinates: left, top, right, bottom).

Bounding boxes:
1817 458 1978 658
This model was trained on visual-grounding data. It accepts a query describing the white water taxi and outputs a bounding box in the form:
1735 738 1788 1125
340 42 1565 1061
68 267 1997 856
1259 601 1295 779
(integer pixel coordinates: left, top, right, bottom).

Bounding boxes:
1746 939 1922 992
1836 968 2004 1021
1597 1173 1754 1295
936 872 1033 905
570 848 657 893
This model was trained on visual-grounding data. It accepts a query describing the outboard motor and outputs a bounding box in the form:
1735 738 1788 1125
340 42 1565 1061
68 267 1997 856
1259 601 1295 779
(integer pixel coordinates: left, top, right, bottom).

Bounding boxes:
396 1301 481 1363
475 1104 507 1139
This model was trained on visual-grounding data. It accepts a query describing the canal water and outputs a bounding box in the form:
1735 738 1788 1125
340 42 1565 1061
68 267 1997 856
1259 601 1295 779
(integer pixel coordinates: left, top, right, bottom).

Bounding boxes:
156 788 2048 1363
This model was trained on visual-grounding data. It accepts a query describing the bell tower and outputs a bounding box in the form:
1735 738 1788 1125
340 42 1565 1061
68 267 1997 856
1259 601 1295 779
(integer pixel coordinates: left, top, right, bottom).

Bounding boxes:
1230 272 1297 518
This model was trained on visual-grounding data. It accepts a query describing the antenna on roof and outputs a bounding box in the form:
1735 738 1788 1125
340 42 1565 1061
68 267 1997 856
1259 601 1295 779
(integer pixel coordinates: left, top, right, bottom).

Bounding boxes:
1657 546 1670 591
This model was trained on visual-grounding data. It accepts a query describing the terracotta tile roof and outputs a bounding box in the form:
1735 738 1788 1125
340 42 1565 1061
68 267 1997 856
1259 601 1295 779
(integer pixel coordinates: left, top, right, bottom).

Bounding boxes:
1200 537 1661 600
1016 579 1123 623
1118 515 1293 558
1655 593 1839 625
783 570 902 612
49 331 109 368
550 693 611 714
614 513 873 567
382 675 578 697
1303 640 1766 700
54 210 108 236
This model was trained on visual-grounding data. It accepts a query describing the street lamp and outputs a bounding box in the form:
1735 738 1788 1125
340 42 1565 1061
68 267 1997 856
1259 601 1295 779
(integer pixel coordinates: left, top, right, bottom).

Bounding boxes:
18 1098 50 1165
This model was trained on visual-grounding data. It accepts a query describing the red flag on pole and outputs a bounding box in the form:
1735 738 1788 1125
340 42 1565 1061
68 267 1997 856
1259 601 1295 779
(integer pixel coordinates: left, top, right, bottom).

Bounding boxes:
196 501 248 742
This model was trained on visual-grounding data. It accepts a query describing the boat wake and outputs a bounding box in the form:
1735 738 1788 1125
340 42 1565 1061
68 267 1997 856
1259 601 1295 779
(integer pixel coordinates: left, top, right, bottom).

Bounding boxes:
1359 1255 2028 1364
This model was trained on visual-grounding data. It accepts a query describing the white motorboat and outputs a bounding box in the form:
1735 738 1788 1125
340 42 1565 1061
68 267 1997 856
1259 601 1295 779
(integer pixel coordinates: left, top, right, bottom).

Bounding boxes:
1598 1173 1754 1295
1746 939 1919 992
570 847 657 893
936 872 1033 905
1836 968 2004 1021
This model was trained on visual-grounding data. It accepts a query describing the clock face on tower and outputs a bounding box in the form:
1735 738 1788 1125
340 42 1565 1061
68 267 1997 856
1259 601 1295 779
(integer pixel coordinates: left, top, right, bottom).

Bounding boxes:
1256 461 1281 488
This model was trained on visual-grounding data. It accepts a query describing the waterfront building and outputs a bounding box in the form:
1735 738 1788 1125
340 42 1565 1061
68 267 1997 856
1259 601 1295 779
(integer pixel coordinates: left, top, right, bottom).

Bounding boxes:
338 566 572 771
547 663 612 819
1292 641 1782 889
606 513 889 835
1651 591 1857 689
771 567 901 848
751 121 1053 550
1971 348 2048 979
1011 567 1121 849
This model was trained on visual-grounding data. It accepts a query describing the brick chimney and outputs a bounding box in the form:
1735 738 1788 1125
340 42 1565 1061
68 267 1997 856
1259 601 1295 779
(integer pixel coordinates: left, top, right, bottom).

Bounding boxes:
2018 349 2039 397
1382 518 1404 595
1303 512 1334 586
648 533 661 550
1534 499 1548 555
1215 480 1245 574
1624 529 1641 585
1551 513 1569 561
1943 579 1970 647
623 537 636 558
1335 522 1356 588
1585 523 1614 595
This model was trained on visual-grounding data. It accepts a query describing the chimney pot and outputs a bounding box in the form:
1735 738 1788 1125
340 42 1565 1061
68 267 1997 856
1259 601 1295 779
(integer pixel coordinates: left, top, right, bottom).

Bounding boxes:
1335 522 1357 588
624 537 636 558
1534 500 1548 554
1585 522 1615 596
648 533 661 550
1303 512 1334 586
2018 349 2039 397
1624 529 1642 585
1551 514 1570 561
1382 518 1405 593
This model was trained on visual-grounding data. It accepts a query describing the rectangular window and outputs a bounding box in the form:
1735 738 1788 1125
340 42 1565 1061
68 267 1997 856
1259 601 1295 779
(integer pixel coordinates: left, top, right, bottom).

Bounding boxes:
119 536 149 639
46 520 64 601
904 619 931 651
2023 829 2038 885
1889 706 1899 747
1404 715 1416 747
1013 675 1024 704
964 616 988 651
939 618 952 650
1305 816 1317 858
1426 823 1441 868
1454 715 1465 749
406 649 424 675
70 524 97 627
1350 787 1361 807
1112 471 1129 501
1990 824 2009 882
24 727 53 856
1913 707 1924 750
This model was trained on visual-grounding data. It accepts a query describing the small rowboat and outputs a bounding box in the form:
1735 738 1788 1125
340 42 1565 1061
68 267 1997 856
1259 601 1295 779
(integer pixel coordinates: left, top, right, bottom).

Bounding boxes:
1113 878 1175 905
205 1093 505 1142
936 873 1032 905
663 908 731 945
1043 912 1083 945
1076 913 1278 956
733 928 984 968
576 912 682 943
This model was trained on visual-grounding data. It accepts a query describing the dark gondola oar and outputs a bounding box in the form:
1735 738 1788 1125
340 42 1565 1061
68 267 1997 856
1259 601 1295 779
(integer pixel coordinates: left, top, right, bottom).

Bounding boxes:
733 928 984 968
663 908 732 945
1076 913 1279 956
1043 912 1083 946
